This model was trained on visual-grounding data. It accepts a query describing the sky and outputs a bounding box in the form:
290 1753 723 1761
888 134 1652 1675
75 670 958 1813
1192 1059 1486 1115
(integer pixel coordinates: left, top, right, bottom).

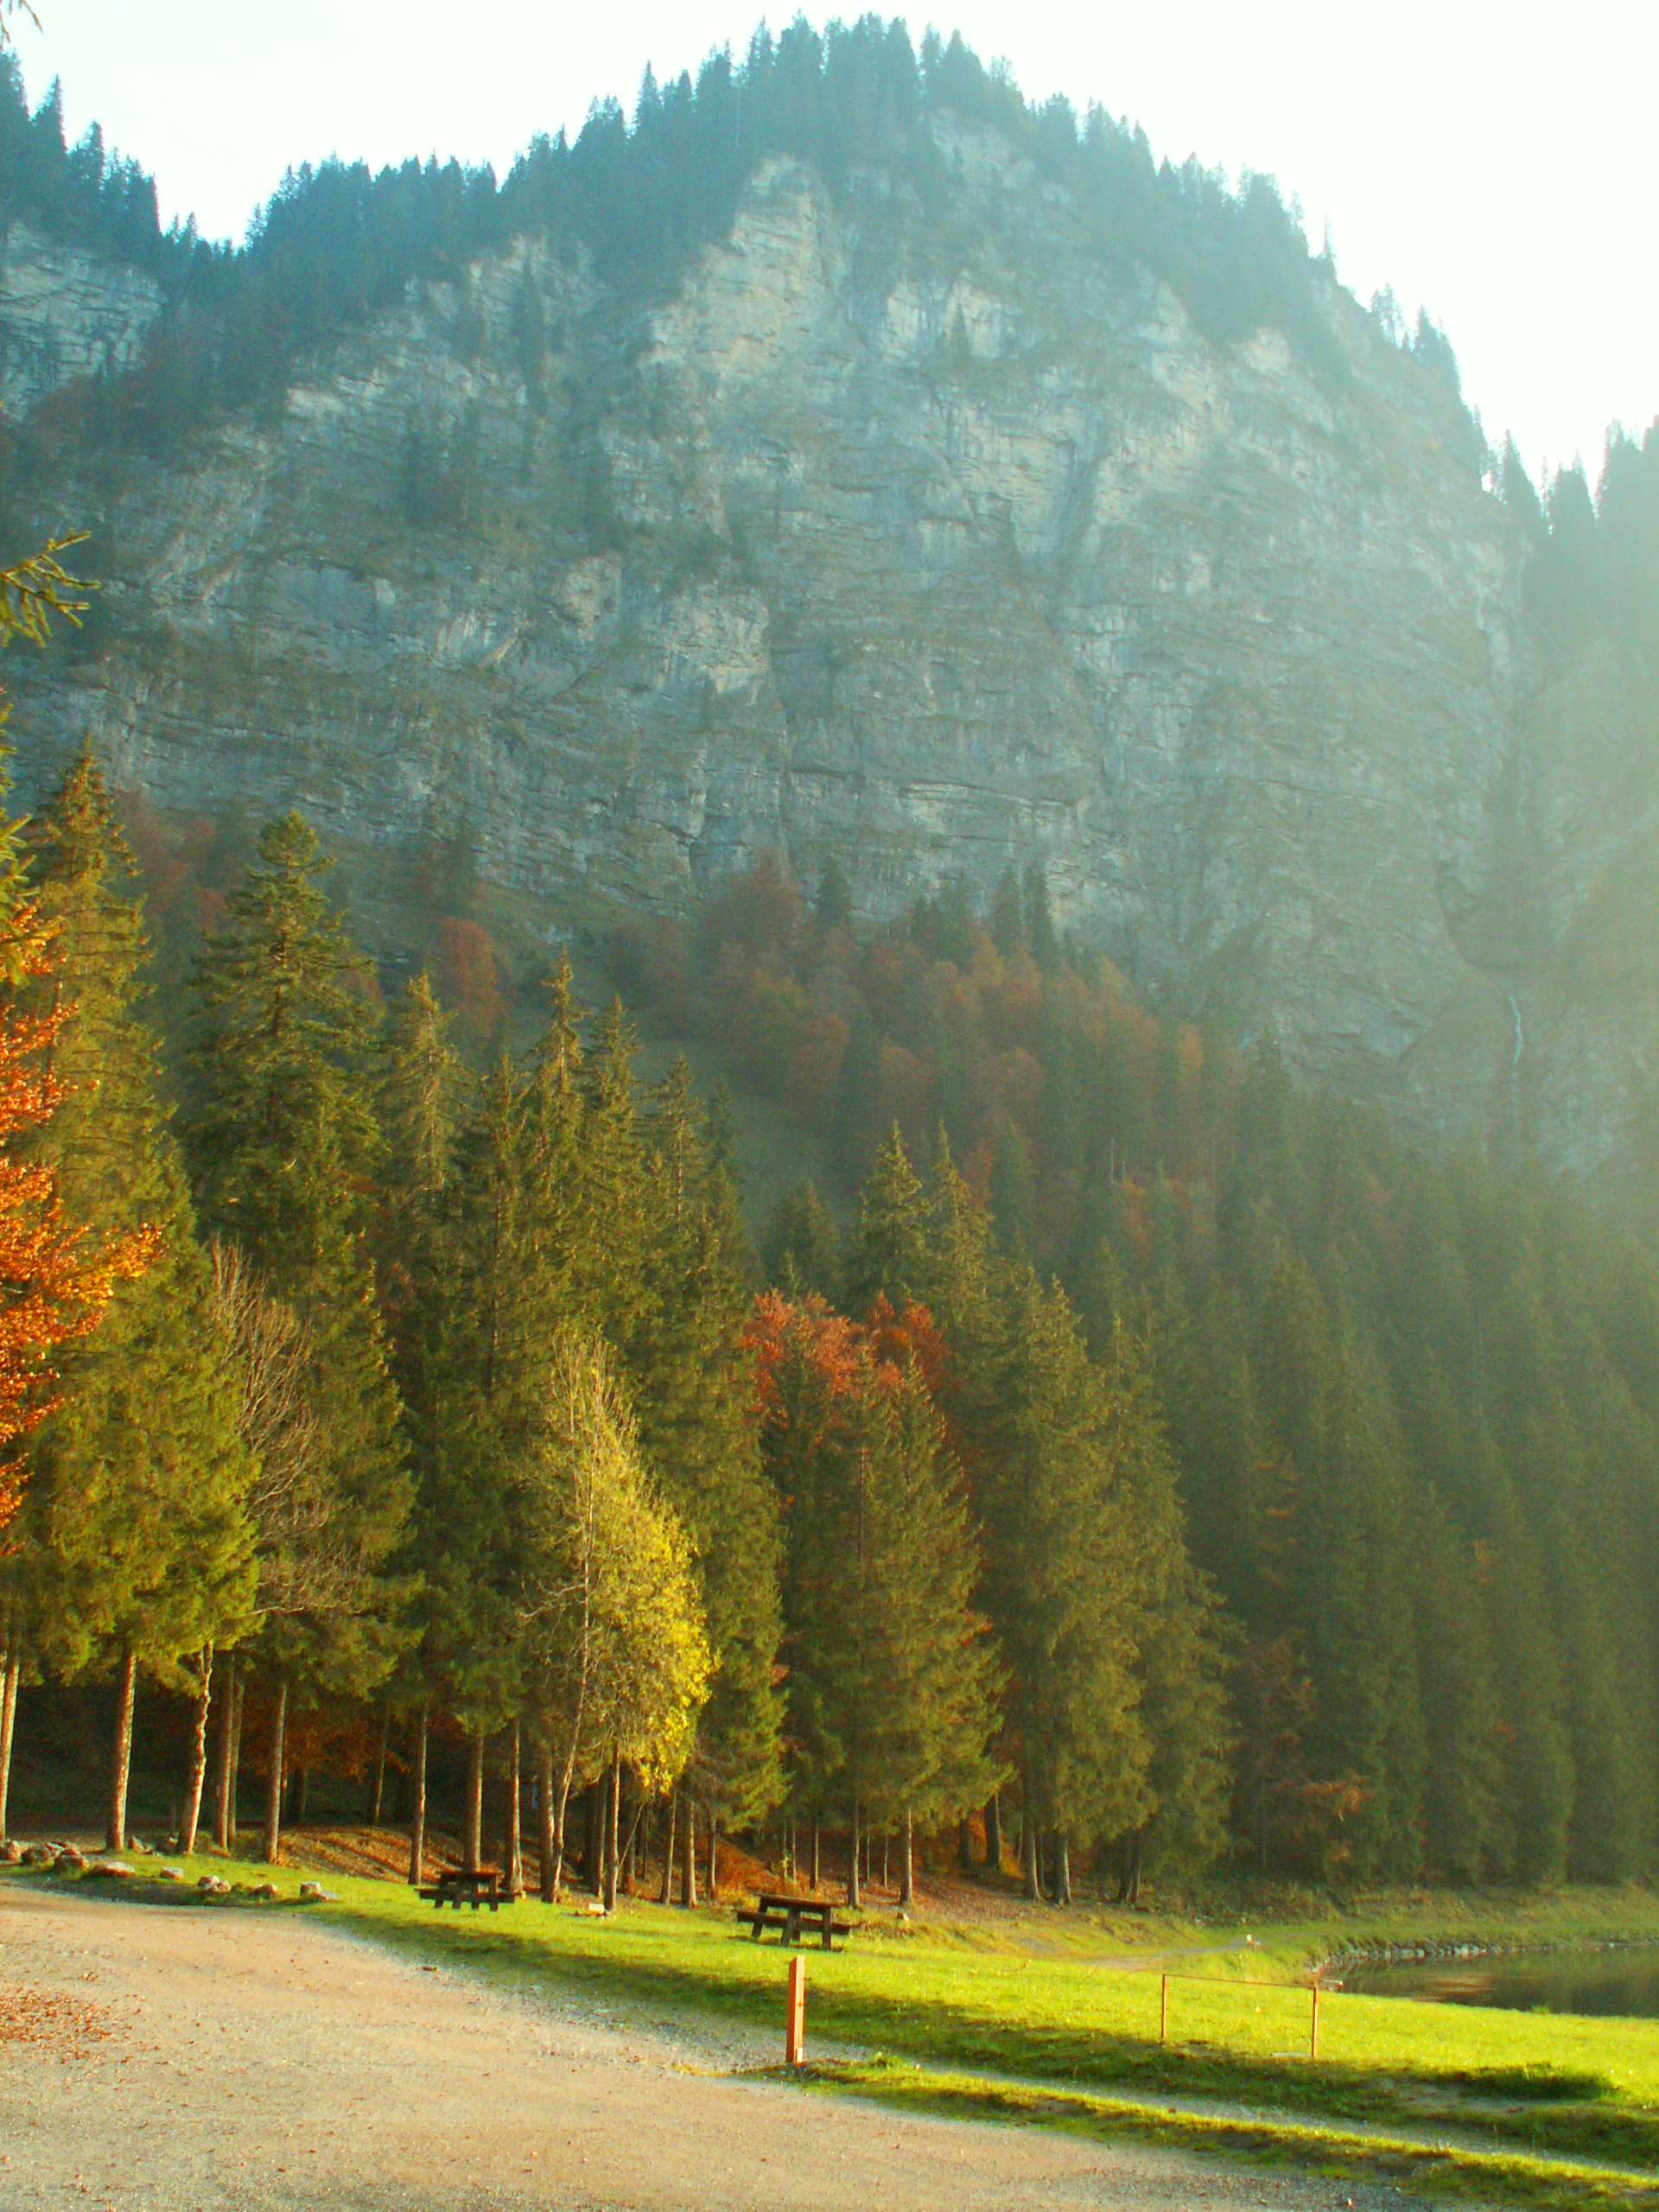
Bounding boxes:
11 1 1656 484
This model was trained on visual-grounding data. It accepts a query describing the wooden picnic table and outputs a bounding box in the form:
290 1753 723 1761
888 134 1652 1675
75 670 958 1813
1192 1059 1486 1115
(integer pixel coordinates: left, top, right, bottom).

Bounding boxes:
734 1892 851 1949
417 1865 515 1911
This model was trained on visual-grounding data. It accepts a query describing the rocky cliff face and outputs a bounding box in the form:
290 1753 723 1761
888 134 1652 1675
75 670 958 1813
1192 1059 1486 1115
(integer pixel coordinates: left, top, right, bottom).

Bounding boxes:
3 124 1654 1184
0 219 159 417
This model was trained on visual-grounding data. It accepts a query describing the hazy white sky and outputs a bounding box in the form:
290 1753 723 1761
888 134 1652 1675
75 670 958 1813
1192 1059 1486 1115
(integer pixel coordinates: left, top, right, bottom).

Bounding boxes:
12 2 1656 482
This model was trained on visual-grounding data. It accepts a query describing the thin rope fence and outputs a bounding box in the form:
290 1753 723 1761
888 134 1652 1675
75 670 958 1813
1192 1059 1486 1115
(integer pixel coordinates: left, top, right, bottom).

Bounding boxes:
1144 1967 1325 2056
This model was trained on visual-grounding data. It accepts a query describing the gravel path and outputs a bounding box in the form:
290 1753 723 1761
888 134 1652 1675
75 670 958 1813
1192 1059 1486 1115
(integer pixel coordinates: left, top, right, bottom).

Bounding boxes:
2 1886 1468 2211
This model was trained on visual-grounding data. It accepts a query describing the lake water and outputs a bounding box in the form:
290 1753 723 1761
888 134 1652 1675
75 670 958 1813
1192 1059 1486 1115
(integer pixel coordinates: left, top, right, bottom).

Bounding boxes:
1341 1945 1659 2019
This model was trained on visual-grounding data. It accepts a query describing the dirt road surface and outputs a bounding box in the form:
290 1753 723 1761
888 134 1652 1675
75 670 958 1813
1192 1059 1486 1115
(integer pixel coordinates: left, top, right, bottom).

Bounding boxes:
2 1886 1460 2211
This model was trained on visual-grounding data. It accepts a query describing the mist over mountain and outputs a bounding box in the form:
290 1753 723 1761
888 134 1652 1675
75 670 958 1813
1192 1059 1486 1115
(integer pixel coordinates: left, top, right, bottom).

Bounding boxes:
0 19 1653 1191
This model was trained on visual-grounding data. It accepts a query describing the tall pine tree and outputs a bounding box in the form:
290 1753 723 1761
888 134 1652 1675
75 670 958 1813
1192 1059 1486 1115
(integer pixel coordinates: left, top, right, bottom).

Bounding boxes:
184 813 409 1859
20 750 256 1852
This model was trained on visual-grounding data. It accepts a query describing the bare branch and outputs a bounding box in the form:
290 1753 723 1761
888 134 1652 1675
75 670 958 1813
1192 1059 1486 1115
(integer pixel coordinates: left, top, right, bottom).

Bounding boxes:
207 1239 366 1616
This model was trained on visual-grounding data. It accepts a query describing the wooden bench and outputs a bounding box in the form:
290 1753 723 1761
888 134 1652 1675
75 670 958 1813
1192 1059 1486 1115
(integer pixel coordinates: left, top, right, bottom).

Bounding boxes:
735 1892 851 1949
417 1866 514 1911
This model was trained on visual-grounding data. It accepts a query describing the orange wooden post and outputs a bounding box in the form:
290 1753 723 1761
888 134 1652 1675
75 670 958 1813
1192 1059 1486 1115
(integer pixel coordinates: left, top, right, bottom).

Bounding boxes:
785 1954 806 2067
1160 1974 1167 2044
1310 1981 1319 2060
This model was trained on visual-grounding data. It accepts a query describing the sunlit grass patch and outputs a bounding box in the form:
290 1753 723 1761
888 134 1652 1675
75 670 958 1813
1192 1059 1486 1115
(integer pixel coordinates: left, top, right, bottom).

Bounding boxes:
14 1855 1659 2204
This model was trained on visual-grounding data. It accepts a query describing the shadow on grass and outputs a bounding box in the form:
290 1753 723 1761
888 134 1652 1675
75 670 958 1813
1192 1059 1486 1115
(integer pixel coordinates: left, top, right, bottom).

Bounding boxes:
1450 2069 1611 2104
813 2065 1659 2212
327 1894 1652 2176
17 1869 1657 2199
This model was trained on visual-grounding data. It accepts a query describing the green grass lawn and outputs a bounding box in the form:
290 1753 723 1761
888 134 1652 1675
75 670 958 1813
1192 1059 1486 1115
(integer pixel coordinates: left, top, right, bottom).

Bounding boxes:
12 1853 1659 2209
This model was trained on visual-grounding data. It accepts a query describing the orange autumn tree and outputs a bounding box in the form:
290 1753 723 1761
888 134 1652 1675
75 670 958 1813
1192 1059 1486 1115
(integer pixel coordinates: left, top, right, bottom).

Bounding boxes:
0 950 157 1526
0 543 156 1531
745 1288 1001 1907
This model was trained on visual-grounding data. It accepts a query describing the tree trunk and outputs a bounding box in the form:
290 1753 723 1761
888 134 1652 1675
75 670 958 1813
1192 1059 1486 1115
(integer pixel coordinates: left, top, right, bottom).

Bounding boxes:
212 1655 237 1853
407 1705 429 1886
503 1719 523 1897
370 1705 390 1826
899 1808 914 1907
264 1679 289 1866
1055 1830 1072 1906
291 1765 308 1825
1020 1806 1039 1902
537 1737 556 1902
550 1743 580 1899
810 1818 821 1891
463 1719 485 1871
1123 1829 1144 1908
706 1808 719 1903
680 1797 698 1907
985 1792 1001 1875
588 1780 603 1896
180 1644 213 1856
602 1756 620 1912
106 1645 138 1853
658 1792 677 1904
0 1630 21 1843
847 1791 861 1908
620 1780 647 1893
227 1667 244 1842
957 1816 974 1871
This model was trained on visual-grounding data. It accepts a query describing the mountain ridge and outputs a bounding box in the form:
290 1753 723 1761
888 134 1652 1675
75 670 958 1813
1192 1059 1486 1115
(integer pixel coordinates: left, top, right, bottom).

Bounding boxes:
0 49 1652 1192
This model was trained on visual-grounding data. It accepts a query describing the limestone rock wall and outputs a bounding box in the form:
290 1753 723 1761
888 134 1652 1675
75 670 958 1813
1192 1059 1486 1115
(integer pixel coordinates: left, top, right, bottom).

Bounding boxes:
0 219 161 418
4 125 1652 1184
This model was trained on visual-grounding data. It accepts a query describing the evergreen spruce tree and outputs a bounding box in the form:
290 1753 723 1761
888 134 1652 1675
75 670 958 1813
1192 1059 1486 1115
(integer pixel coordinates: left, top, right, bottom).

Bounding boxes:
372 970 466 1441
763 1179 838 1297
517 955 591 1335
186 812 378 1281
989 866 1026 960
697 1085 754 1288
751 1295 849 1869
813 857 853 934
855 1356 1002 1904
434 1054 532 1860
842 1123 928 1316
1022 861 1058 973
1488 1520 1575 1882
576 999 654 1344
20 750 257 1851
1414 1498 1505 1880
830 1004 883 1179
754 1295 1000 1905
627 1060 784 1868
917 1130 995 1344
976 1268 1153 1896
1096 1319 1231 1899
372 969 467 1867
988 1124 1037 1257
1301 1333 1426 1878
184 812 409 1859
